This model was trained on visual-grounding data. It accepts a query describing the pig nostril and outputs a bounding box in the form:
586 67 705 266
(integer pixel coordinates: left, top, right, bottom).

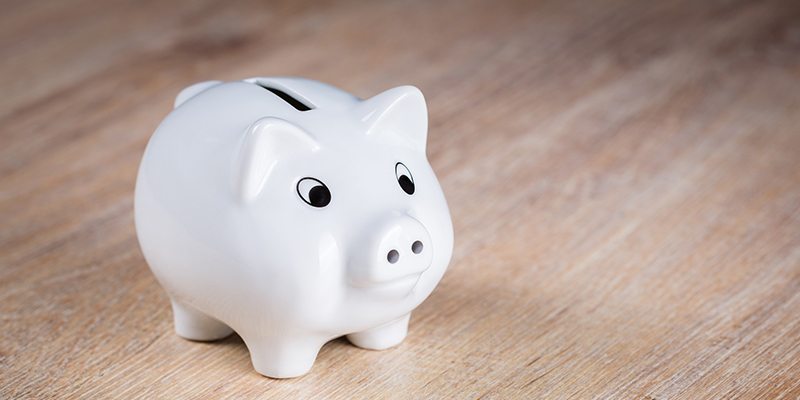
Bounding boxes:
387 250 400 264
412 241 423 254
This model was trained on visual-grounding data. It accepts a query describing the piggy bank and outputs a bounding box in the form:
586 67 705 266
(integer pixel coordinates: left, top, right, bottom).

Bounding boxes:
134 77 453 378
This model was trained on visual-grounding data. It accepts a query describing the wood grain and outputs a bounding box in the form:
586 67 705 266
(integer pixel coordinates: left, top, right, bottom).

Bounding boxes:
2 0 800 398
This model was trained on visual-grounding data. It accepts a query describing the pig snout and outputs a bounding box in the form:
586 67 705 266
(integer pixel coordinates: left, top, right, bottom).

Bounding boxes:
348 213 434 288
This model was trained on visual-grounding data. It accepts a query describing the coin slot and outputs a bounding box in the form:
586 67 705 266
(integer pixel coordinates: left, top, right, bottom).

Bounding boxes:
255 83 314 111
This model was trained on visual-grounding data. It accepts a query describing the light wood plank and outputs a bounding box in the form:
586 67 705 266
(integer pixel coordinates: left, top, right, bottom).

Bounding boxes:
2 0 799 398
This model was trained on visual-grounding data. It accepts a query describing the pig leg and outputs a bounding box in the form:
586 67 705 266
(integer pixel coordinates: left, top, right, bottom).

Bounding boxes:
170 300 233 341
242 335 325 378
347 313 411 350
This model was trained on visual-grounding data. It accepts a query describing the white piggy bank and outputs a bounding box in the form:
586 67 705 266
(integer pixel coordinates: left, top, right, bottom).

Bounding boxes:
134 77 453 378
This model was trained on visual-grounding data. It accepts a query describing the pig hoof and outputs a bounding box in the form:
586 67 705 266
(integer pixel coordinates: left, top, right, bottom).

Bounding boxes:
347 314 410 350
170 300 233 341
243 337 323 378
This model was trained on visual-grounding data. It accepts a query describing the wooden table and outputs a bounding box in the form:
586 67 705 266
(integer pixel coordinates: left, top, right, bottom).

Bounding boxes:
2 0 799 398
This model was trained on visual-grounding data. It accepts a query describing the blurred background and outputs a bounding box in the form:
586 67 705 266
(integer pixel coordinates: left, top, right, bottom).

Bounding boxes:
2 0 800 398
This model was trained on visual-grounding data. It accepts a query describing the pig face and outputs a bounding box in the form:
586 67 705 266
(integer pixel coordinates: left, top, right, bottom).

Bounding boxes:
235 85 453 333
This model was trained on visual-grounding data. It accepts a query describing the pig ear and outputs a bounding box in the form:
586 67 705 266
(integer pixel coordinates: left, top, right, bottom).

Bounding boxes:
236 117 319 203
356 86 428 153
174 81 222 108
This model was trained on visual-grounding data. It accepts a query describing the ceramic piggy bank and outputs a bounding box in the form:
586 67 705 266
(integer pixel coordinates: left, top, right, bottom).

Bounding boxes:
134 77 453 378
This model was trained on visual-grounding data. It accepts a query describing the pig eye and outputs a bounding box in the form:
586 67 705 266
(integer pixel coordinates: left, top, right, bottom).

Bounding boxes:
297 177 331 208
395 162 415 195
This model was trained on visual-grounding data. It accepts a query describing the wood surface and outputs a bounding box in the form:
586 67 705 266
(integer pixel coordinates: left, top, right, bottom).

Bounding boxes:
2 0 800 398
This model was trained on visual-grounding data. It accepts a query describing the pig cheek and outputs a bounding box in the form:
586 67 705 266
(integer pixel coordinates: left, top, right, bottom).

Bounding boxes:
317 232 346 299
410 182 454 301
294 232 346 323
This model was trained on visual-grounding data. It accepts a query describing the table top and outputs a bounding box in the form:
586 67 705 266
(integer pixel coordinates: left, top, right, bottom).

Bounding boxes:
2 0 799 398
